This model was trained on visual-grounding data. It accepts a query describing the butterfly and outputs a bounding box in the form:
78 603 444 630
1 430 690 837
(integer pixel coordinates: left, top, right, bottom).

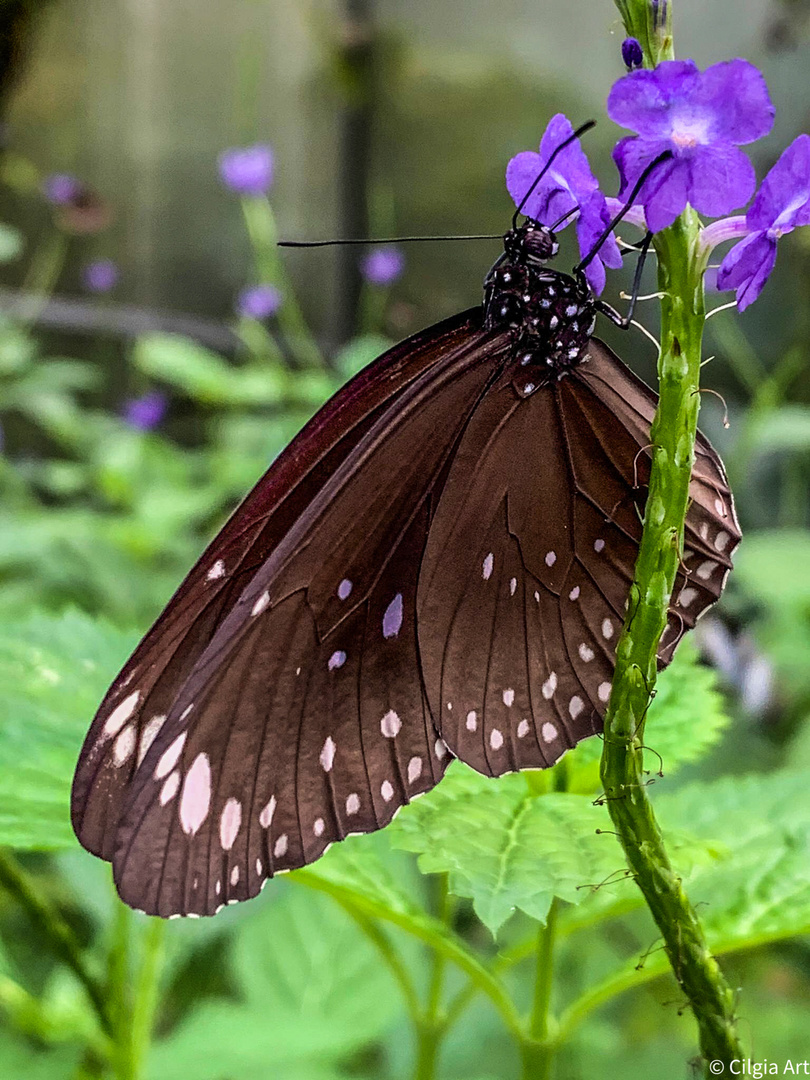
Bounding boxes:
71 201 739 918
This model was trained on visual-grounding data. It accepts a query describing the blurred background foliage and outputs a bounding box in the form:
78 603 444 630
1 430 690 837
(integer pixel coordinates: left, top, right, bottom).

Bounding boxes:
1 0 810 1078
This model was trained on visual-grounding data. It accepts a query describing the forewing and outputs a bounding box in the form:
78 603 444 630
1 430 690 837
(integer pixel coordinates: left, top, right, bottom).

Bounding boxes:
108 320 509 916
72 311 485 861
417 339 739 777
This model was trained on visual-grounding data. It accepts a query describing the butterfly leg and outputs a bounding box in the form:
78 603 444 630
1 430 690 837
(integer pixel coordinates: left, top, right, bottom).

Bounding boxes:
589 229 654 330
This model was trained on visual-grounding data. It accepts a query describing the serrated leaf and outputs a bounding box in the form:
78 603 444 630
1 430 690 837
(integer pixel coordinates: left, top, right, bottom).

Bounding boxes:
146 884 399 1080
0 611 138 849
555 640 730 794
389 763 622 934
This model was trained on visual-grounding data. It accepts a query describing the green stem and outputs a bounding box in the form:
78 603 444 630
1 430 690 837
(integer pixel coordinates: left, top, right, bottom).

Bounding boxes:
17 230 68 326
294 869 524 1040
240 196 325 368
414 875 455 1080
128 918 165 1080
106 900 132 1079
520 899 559 1080
0 849 112 1037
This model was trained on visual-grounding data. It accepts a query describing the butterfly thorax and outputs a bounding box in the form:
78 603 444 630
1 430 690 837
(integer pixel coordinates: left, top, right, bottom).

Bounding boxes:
483 223 596 391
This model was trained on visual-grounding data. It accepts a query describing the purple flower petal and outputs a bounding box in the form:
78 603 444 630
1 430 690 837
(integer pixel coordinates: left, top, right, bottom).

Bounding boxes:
621 38 643 71
608 61 701 138
218 145 274 196
538 114 599 196
237 284 281 319
82 259 119 293
687 144 756 219
123 391 167 431
747 134 810 233
360 246 404 286
693 60 774 145
717 232 777 311
576 192 622 295
43 173 82 206
613 136 687 233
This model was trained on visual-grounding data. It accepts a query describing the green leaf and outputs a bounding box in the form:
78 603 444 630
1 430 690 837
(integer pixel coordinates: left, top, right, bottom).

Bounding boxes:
562 640 730 793
749 405 810 455
146 884 400 1080
655 770 810 945
733 529 810 612
0 611 139 849
389 763 622 934
133 334 274 405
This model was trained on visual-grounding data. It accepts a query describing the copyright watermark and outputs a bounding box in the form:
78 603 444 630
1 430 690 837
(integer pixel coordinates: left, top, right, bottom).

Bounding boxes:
708 1063 810 1077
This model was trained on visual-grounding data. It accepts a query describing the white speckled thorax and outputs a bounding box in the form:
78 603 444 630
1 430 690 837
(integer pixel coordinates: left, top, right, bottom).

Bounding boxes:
483 222 596 393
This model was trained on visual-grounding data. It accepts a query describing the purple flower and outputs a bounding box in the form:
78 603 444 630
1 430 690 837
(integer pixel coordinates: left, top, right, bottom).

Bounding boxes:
621 38 643 71
218 144 274 196
360 246 405 287
237 284 282 319
82 259 119 293
506 114 622 293
43 173 82 205
716 135 810 310
608 59 774 233
124 391 167 431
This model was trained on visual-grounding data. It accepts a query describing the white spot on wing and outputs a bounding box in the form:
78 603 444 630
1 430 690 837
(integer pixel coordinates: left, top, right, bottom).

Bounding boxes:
542 672 557 699
578 643 595 663
155 733 186 779
598 682 611 703
113 724 136 766
545 551 556 567
259 795 276 829
338 579 352 600
380 710 401 738
206 559 225 581
313 818 325 837
383 593 403 638
381 780 394 802
434 738 447 760
502 688 515 707
715 530 730 552
569 696 584 720
510 577 517 596
251 591 270 617
594 538 605 553
274 834 288 858
490 729 504 750
602 618 614 640
346 793 360 815
678 586 699 608
219 798 242 851
542 722 558 743
328 650 346 670
180 753 211 835
482 552 494 580
104 691 141 737
137 715 166 766
466 710 477 731
160 770 180 804
569 586 580 601
696 559 716 580
320 736 336 772
517 719 530 738
408 756 423 783
230 865 240 886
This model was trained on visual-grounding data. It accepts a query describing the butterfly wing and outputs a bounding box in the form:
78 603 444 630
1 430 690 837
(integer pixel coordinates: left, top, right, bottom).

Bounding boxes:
96 315 513 916
71 310 493 865
416 338 739 776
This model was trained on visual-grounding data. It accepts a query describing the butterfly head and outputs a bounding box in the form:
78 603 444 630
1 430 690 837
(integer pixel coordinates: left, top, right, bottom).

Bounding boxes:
503 221 559 267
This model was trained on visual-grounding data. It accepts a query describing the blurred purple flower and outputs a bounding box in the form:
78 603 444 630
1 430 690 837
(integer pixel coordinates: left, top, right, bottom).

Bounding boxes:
237 283 282 319
621 38 643 71
506 113 622 293
218 144 274 196
716 135 810 310
124 391 167 431
361 246 405 287
608 59 774 233
43 173 82 205
82 259 119 293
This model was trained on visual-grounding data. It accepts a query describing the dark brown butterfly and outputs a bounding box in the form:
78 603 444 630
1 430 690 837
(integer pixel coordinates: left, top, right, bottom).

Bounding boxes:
71 213 739 917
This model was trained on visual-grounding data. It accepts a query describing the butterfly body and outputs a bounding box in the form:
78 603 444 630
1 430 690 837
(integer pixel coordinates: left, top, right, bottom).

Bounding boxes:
72 221 739 917
485 224 597 386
